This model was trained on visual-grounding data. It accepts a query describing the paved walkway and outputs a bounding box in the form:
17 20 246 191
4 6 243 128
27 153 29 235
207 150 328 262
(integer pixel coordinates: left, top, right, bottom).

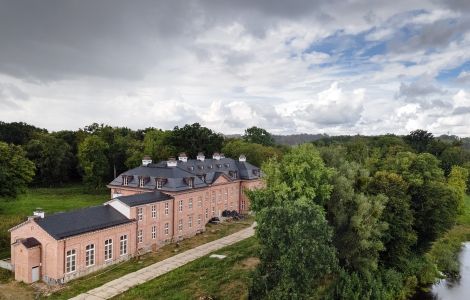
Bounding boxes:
70 223 256 300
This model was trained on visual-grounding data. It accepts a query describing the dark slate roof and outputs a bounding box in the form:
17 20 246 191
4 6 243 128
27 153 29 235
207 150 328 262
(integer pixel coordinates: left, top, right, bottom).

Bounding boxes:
109 157 261 192
115 191 172 207
21 237 41 248
35 205 132 240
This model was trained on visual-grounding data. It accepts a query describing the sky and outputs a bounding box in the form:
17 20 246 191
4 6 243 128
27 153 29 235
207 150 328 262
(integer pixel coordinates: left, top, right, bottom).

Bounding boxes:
0 0 469 136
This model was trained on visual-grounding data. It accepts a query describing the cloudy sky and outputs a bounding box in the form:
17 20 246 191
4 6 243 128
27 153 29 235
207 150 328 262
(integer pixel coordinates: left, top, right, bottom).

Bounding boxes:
0 0 469 136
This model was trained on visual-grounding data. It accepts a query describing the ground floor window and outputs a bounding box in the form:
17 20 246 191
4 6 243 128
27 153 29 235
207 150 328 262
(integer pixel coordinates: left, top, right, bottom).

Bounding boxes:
120 235 128 255
104 239 113 261
138 229 143 243
165 223 169 235
198 214 201 225
178 219 183 231
241 199 246 211
85 244 95 267
66 249 76 273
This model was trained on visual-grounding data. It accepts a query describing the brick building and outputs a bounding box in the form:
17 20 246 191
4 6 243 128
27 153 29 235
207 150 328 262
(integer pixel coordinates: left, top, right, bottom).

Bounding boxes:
9 153 262 284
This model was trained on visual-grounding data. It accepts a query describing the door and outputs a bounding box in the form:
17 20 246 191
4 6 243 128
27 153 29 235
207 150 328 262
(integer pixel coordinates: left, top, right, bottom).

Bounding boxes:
31 266 39 282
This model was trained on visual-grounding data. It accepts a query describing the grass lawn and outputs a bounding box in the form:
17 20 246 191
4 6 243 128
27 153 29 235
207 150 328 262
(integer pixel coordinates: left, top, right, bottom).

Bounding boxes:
43 217 254 300
113 237 259 300
0 184 108 259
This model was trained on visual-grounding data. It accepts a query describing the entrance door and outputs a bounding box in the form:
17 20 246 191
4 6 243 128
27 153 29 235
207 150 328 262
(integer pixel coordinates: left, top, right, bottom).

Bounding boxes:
31 266 39 282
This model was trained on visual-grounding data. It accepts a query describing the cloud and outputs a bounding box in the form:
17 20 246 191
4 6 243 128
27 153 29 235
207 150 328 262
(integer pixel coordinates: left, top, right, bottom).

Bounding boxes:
0 82 29 109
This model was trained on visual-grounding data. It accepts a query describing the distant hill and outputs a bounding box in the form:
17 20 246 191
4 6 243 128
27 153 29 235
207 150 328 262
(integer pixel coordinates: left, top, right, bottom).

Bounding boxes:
273 134 328 145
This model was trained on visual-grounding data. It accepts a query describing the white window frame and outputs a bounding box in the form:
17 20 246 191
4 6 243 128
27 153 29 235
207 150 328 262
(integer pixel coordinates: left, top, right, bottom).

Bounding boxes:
152 205 156 219
205 208 208 219
156 180 162 189
85 244 95 267
138 229 143 243
104 239 113 261
123 176 128 186
139 177 145 188
189 216 192 228
212 206 215 216
165 223 169 235
241 199 246 211
152 225 157 239
120 235 128 256
165 202 169 215
189 198 193 209
188 178 193 188
198 196 202 207
137 207 143 221
179 200 183 212
178 219 183 231
66 249 76 273
198 215 201 225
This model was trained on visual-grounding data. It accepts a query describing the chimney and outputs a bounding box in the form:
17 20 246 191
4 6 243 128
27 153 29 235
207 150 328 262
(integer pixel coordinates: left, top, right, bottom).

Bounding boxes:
33 209 45 219
167 157 177 167
178 152 188 162
197 152 205 161
142 155 153 166
213 152 221 160
239 154 246 162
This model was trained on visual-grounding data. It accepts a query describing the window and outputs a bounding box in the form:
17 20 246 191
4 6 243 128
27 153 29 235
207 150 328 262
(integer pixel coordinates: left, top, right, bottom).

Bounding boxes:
165 202 169 215
179 200 183 212
152 205 156 219
66 249 76 273
165 223 169 235
212 206 215 216
139 177 145 188
198 196 202 207
137 207 143 221
85 244 95 267
156 180 163 189
189 216 192 228
211 191 216 203
198 215 201 225
178 219 183 231
123 176 128 186
241 200 246 211
205 208 208 219
138 229 143 243
188 178 193 188
218 190 222 203
104 239 113 261
120 235 128 256
189 198 193 209
152 226 157 239
230 201 234 209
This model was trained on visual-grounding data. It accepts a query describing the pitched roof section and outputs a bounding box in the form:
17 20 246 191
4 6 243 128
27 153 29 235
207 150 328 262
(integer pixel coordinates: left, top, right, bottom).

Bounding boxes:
35 205 132 240
109 157 261 192
21 237 41 248
115 191 172 207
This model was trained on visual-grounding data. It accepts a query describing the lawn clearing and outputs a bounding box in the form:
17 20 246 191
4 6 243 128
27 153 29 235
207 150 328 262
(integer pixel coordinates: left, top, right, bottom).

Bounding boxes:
113 237 259 300
42 217 254 300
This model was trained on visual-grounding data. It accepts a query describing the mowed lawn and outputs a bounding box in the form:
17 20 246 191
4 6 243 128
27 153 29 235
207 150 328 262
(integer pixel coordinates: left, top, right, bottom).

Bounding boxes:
0 184 108 259
113 237 259 300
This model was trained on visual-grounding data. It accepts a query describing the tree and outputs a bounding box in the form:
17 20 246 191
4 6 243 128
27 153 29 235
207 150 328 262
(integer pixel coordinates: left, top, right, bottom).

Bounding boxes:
248 144 338 298
169 123 224 158
447 166 469 213
404 129 434 153
25 134 73 186
243 126 275 146
78 136 109 189
0 121 47 145
440 146 470 175
368 171 416 268
222 139 282 167
0 142 35 197
142 129 175 162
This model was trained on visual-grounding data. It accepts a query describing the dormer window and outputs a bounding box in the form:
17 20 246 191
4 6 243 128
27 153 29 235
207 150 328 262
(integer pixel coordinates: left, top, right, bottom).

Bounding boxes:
224 163 230 168
198 165 204 170
229 171 238 179
188 178 194 188
216 164 222 168
253 169 260 177
208 165 213 169
123 176 129 186
156 180 162 190
187 166 194 171
155 178 167 190
139 177 145 188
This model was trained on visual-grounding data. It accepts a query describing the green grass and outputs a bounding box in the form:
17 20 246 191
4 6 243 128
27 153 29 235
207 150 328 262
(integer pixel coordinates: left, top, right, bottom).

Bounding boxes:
113 237 259 300
428 194 470 277
0 184 108 259
44 218 254 300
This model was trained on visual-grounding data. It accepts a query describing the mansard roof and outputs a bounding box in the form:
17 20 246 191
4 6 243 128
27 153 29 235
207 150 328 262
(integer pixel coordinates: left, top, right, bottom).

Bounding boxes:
35 205 132 240
109 157 261 192
115 191 172 207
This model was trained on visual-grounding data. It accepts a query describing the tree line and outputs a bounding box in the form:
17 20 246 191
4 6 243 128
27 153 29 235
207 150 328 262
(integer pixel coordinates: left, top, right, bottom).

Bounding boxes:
0 122 283 197
248 130 470 299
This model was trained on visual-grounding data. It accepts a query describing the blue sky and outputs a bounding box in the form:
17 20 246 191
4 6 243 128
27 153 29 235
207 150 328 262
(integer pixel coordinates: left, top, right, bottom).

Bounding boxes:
0 0 469 136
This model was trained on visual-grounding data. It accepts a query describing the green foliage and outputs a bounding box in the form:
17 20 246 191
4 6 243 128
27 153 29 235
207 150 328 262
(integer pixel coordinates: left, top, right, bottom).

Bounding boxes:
169 123 224 158
0 121 47 145
222 139 282 167
78 135 110 189
243 126 275 146
448 166 469 213
404 129 434 153
0 142 35 197
142 129 175 162
25 133 73 185
327 163 387 275
368 171 417 268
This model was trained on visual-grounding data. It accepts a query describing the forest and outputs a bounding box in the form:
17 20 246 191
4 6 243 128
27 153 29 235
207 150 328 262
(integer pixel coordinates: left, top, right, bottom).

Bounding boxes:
1 121 470 299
